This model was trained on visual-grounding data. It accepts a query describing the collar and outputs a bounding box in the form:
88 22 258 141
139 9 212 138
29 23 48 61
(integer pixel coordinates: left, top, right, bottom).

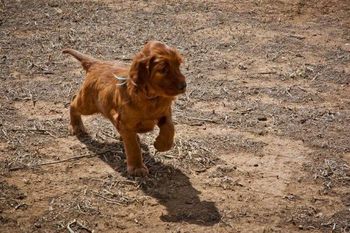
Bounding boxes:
114 74 159 100
114 74 137 87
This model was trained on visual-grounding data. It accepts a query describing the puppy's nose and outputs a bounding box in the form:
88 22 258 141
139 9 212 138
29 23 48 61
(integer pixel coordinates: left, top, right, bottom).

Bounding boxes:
177 82 187 90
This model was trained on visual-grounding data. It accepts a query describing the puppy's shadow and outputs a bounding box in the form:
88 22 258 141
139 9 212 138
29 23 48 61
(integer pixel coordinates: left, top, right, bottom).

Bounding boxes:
77 134 221 226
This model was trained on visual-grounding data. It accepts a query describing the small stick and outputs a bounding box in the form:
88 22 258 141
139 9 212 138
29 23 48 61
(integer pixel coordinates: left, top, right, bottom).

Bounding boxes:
311 74 319 81
289 34 306 40
9 154 97 171
67 219 77 233
184 116 219 124
67 219 93 233
9 128 57 138
93 192 122 205
285 89 293 98
14 203 27 210
1 128 8 138
258 71 277 75
271 52 281 61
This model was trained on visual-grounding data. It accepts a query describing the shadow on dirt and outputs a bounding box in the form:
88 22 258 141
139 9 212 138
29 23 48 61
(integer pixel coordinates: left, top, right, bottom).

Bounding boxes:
77 134 221 226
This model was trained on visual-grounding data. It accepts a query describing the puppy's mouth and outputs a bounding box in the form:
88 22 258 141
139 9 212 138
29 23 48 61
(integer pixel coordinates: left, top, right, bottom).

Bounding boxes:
159 82 187 97
165 88 186 96
172 82 187 95
177 88 186 94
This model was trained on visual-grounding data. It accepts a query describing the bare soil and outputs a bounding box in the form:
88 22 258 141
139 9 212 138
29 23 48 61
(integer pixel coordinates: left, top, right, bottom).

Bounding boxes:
1 0 350 232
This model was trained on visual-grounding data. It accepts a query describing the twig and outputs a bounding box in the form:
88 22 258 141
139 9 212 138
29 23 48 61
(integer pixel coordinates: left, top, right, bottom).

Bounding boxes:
93 192 122 205
164 154 175 159
311 73 319 81
285 89 293 98
9 154 97 171
271 52 282 61
32 71 54 75
67 219 93 233
258 71 277 75
67 219 77 233
184 116 219 124
1 128 8 138
14 203 27 210
9 128 57 138
289 34 306 40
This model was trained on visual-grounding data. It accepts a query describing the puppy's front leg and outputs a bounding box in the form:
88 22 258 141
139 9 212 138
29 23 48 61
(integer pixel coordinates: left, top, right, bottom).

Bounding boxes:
154 115 175 152
119 129 148 176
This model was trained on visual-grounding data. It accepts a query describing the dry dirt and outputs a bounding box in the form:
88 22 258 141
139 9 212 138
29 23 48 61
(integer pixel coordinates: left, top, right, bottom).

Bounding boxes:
1 0 350 232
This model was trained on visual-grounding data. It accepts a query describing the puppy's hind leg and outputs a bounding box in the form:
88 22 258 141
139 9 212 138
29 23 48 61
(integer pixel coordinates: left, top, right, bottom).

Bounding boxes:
68 94 87 136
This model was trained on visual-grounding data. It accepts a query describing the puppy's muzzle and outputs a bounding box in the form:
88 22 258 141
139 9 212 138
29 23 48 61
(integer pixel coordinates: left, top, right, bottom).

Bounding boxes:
177 82 187 91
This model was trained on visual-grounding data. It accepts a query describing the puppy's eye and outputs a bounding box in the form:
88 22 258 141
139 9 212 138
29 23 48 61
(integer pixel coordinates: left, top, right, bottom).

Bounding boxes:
161 66 169 74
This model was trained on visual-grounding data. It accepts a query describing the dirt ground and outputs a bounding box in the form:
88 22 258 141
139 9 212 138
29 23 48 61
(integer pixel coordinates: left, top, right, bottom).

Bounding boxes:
1 0 350 232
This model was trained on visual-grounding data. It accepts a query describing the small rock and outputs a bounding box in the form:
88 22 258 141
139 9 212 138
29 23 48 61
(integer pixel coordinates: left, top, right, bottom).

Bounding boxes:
341 43 350 52
258 116 267 121
185 199 194 204
257 130 267 136
18 193 27 200
48 2 59 7
54 8 63 14
238 64 248 70
23 179 30 185
315 212 323 218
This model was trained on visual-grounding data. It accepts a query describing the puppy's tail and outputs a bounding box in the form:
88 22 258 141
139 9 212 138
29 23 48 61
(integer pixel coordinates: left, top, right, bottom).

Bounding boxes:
62 49 97 71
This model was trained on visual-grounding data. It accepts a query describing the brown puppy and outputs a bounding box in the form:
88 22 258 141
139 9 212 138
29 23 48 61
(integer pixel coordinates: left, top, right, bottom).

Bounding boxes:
63 41 186 176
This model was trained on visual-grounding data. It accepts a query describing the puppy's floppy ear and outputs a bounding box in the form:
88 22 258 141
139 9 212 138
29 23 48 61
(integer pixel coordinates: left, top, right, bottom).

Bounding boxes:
147 55 158 72
129 53 148 88
129 53 156 88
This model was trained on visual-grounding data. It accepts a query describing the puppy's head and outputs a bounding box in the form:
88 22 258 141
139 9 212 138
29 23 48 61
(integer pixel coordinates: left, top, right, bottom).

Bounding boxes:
129 41 186 97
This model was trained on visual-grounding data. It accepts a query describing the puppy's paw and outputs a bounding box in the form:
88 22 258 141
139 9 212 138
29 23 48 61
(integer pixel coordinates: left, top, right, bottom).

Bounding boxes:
127 164 149 177
68 124 87 136
154 138 173 152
